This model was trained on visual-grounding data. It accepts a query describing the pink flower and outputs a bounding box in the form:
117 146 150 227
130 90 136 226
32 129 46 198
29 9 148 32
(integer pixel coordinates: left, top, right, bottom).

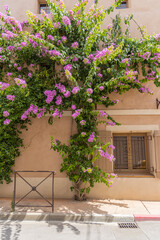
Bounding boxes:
99 86 104 91
17 66 21 71
62 16 71 26
21 42 27 47
7 72 12 76
73 57 79 62
108 144 115 149
15 78 26 88
87 98 93 103
57 40 62 45
80 120 86 125
0 82 9 90
71 105 76 110
87 88 93 94
83 58 90 64
4 119 10 125
28 73 32 77
88 132 95 142
3 111 10 117
47 35 54 41
55 95 62 105
62 36 67 42
64 91 71 98
72 86 80 94
64 64 72 71
6 95 15 101
81 132 86 136
98 73 103 78
72 109 81 119
72 42 79 49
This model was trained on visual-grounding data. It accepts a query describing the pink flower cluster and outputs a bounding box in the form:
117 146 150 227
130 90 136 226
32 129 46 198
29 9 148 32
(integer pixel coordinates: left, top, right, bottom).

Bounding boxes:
98 149 115 162
140 52 151 60
62 36 67 42
99 111 108 118
139 87 153 94
53 22 61 29
55 95 62 105
83 58 90 64
72 42 79 49
62 16 71 26
2 30 17 40
0 82 9 90
71 105 76 110
52 108 63 118
72 109 81 119
72 86 80 94
99 86 104 91
0 12 22 32
4 119 10 125
87 88 93 94
80 120 86 125
49 50 61 56
6 95 15 101
64 64 72 71
3 111 10 117
21 105 46 120
44 90 57 104
87 98 93 103
83 168 93 173
15 78 26 88
47 35 54 41
81 132 86 136
156 33 160 41
88 132 95 142
97 73 103 78
94 46 113 62
108 144 115 150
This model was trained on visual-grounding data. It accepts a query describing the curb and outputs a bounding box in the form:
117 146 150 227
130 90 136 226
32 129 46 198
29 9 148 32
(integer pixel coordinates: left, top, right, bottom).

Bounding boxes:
134 215 160 221
0 212 134 223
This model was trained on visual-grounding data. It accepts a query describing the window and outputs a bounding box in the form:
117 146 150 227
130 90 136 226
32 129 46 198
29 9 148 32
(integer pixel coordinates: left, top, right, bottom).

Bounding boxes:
116 1 128 9
40 4 50 14
113 133 149 173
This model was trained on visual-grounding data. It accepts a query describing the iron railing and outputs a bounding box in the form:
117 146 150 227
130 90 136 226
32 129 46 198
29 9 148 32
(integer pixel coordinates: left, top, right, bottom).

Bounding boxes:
13 171 55 212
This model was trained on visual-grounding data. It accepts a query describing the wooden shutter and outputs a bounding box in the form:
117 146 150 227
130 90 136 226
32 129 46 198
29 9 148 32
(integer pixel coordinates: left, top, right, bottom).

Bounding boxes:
147 132 155 175
95 130 113 172
154 130 160 178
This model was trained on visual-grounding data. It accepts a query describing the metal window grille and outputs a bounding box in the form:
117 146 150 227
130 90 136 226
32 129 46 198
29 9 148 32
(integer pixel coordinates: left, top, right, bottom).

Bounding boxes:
114 136 128 169
131 136 146 169
116 1 128 9
40 4 50 14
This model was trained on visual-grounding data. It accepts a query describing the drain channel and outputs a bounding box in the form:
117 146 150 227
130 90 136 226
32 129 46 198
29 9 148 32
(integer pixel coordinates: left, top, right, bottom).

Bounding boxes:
118 223 138 229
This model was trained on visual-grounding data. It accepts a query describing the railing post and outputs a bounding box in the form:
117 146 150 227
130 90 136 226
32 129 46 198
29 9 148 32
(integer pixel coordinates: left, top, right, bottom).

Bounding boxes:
13 171 16 212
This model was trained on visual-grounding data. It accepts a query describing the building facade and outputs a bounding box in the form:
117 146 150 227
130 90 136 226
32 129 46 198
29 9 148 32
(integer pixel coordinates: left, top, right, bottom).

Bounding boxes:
1 0 160 200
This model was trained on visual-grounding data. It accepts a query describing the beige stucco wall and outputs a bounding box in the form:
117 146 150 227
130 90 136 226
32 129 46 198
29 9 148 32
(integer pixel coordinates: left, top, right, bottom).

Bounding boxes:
1 0 160 200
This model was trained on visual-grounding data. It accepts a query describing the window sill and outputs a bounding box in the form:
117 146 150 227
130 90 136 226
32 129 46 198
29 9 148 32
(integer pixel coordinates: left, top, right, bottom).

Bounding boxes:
115 173 155 178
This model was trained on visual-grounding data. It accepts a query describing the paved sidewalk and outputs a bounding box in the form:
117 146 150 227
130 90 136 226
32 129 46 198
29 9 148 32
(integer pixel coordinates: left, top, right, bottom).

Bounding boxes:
0 198 160 215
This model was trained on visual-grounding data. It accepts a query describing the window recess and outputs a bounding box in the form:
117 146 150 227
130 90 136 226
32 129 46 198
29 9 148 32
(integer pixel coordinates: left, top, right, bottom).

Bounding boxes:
40 4 50 14
116 0 128 9
113 133 149 174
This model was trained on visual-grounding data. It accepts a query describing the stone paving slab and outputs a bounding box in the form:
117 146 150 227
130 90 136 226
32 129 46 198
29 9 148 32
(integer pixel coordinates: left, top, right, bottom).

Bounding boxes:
0 198 151 214
0 198 160 222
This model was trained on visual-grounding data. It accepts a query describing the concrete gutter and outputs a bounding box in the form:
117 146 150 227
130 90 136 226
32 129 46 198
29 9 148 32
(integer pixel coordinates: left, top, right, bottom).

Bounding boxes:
0 212 134 222
1 212 160 222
